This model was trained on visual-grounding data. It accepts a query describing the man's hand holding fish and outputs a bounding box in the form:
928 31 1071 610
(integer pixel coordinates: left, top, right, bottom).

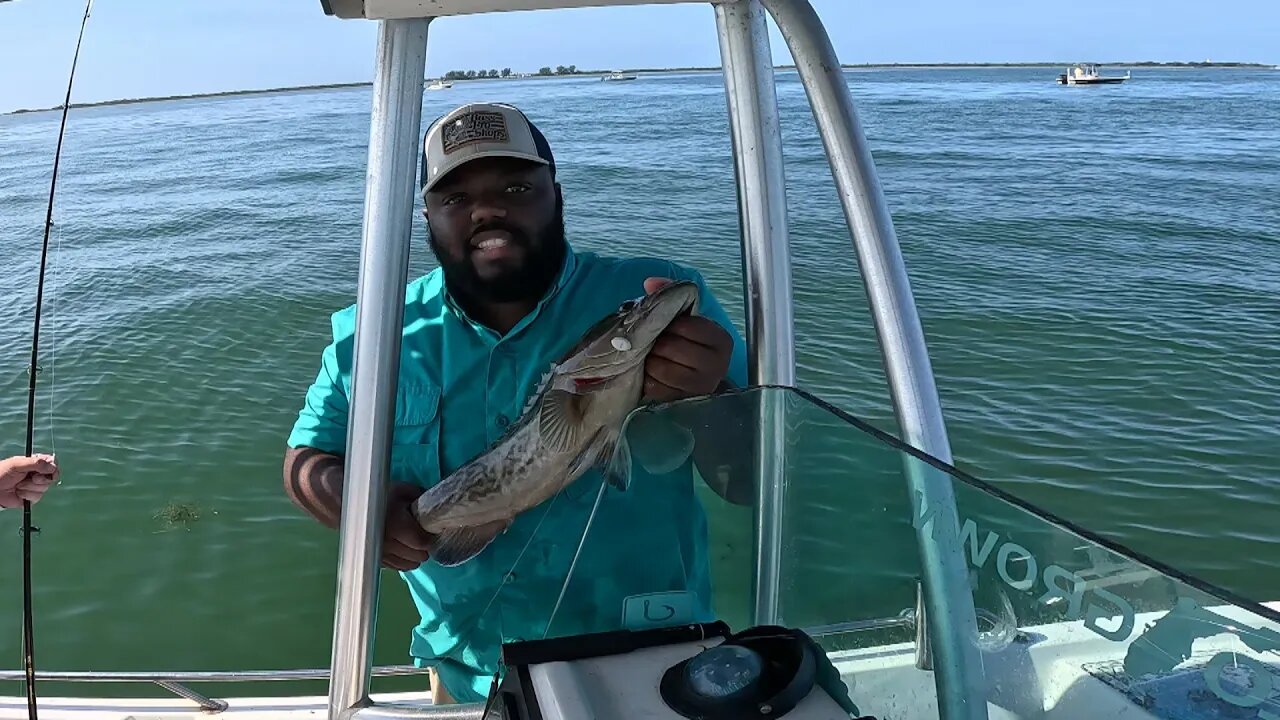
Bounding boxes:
639 276 735 403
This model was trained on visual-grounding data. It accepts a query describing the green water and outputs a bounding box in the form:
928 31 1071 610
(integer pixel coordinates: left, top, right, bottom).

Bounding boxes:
0 68 1277 687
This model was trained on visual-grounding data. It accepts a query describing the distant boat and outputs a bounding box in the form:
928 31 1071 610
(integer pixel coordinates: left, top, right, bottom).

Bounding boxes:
426 79 453 90
1057 63 1130 85
601 70 638 82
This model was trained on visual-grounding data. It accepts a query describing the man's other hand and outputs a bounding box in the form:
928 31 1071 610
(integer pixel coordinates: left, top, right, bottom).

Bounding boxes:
383 482 435 571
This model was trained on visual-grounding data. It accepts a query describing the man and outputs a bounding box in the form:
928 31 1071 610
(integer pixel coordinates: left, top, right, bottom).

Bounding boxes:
0 454 59 508
283 102 752 704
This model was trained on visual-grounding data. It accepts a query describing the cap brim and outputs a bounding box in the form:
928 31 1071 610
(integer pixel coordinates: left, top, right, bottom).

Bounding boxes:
421 150 550 194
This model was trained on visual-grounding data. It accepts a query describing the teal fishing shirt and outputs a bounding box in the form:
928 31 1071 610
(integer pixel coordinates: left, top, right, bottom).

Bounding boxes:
287 246 749 703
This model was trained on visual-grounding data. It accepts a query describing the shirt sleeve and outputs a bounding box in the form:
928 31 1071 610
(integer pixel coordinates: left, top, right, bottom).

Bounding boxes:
287 313 352 455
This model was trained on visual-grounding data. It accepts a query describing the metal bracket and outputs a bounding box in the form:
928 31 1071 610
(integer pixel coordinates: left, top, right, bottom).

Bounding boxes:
915 580 933 670
155 681 230 713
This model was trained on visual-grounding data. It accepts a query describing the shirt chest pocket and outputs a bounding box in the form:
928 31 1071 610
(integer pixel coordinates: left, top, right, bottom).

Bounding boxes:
390 383 443 490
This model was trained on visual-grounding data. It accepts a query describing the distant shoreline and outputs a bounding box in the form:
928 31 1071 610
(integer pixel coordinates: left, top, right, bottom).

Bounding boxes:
6 62 1273 116
4 81 371 116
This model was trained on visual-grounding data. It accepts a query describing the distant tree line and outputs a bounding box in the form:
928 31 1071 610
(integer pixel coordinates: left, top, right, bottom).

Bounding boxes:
437 65 586 81
442 68 514 80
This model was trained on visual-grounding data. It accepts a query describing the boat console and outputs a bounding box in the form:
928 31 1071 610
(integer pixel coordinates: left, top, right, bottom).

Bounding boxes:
490 622 871 719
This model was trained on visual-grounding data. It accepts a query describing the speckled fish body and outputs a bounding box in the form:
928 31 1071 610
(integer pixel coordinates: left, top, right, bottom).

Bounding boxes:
411 280 701 566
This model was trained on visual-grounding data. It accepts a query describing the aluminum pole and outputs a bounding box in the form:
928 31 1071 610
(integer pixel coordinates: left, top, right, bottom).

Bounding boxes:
759 0 988 717
328 18 431 720
714 0 796 628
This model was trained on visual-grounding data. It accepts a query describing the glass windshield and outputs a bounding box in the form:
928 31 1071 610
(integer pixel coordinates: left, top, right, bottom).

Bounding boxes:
527 386 1280 720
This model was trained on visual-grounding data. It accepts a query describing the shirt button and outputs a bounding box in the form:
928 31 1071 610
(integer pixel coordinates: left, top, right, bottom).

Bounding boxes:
496 414 510 428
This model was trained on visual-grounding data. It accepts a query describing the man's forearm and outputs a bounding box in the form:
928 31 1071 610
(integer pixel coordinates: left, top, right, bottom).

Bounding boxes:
283 446 346 529
283 447 435 570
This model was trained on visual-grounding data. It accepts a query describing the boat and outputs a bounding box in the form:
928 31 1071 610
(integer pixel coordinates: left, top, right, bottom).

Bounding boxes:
1057 63 1131 85
4 0 1277 719
425 79 453 90
601 70 638 81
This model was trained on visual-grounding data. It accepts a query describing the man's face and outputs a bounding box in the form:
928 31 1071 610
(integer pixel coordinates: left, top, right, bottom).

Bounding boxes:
423 156 565 305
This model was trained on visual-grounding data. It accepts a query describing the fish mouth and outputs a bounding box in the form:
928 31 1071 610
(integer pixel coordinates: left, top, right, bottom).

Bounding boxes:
556 281 702 384
633 281 700 329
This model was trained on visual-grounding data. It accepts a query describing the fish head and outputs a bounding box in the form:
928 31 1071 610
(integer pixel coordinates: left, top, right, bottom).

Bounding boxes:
556 280 701 388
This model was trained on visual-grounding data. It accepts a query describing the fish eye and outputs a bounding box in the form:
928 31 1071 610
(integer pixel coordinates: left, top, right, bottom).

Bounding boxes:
619 299 638 313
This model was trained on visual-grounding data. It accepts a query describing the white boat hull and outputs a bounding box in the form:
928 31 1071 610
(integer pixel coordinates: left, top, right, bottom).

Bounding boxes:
6 602 1277 719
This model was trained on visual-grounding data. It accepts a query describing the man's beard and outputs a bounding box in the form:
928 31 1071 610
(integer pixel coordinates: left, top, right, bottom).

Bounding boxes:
428 200 567 307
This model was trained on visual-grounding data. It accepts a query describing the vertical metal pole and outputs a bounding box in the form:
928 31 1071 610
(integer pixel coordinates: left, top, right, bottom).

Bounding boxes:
328 18 430 720
759 0 988 718
714 0 796 627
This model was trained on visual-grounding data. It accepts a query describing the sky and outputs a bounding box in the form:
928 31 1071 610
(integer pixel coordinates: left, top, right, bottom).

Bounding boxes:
0 0 1276 114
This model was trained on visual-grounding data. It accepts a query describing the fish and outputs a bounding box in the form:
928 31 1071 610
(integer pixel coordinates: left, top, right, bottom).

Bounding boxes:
411 279 702 567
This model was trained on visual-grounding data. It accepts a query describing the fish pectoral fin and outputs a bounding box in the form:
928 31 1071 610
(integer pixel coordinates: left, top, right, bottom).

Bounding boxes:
603 432 633 492
430 520 508 567
565 427 610 480
539 389 587 453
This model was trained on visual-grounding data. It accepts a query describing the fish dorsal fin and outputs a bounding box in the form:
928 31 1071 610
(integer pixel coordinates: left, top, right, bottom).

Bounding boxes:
523 367 556 417
539 388 586 453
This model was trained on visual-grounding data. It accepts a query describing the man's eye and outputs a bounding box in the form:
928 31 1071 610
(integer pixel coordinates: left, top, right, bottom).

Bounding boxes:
442 193 466 206
506 183 531 194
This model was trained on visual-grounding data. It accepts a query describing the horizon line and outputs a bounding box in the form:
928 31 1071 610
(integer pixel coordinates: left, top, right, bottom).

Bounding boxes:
5 60 1274 116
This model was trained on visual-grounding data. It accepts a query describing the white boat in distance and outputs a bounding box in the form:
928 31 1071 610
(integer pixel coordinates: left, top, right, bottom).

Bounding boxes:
425 79 453 90
601 70 638 81
1057 63 1131 84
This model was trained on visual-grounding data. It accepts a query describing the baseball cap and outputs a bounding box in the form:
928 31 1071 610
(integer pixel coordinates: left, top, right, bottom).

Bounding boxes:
419 102 556 195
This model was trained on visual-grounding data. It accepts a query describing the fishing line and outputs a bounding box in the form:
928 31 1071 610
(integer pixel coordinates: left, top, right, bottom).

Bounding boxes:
543 477 610 639
467 488 567 630
20 1 95 717
453 474 608 712
48 223 62 460
467 458 618 643
453 444 618 712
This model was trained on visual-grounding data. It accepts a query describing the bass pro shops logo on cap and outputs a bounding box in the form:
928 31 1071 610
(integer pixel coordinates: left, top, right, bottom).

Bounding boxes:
421 103 554 194
442 110 510 154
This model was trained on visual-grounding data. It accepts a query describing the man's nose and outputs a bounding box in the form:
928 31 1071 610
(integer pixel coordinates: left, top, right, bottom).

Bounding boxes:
470 199 508 225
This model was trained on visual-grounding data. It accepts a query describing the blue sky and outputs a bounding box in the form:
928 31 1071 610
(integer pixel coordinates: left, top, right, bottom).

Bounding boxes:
1 0 1276 113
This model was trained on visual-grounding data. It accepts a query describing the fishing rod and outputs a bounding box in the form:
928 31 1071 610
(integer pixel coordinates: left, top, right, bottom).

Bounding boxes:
20 0 95 717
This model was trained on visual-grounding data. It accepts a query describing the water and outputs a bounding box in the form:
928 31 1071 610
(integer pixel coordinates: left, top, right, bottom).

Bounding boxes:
1 67 1277 682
